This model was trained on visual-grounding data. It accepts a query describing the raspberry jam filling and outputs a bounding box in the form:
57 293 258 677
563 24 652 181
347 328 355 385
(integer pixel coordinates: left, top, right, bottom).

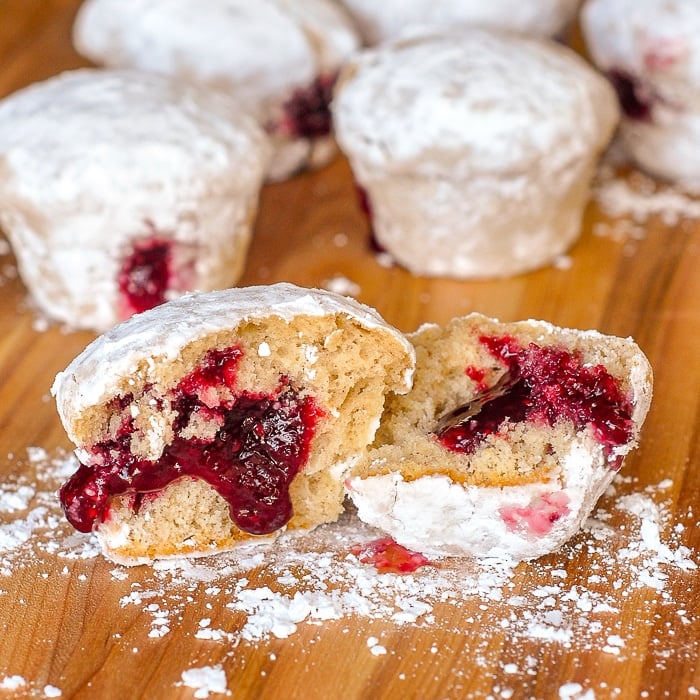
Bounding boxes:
500 492 571 536
436 334 634 462
276 73 336 139
59 345 324 536
118 236 173 318
607 69 653 122
354 184 383 250
351 537 433 574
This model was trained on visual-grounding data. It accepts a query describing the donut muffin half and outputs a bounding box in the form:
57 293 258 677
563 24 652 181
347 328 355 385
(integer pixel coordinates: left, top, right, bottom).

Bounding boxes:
52 284 415 565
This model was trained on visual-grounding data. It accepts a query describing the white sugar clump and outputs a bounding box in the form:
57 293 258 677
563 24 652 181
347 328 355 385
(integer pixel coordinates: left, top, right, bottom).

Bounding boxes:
0 676 26 690
180 665 229 698
0 484 35 513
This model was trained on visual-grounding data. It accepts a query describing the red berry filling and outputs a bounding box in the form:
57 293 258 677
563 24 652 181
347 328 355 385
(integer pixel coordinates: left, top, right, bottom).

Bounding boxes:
351 537 433 574
118 236 173 318
59 345 324 536
276 73 336 139
355 184 383 251
465 366 488 393
499 491 571 536
436 334 634 463
355 185 373 219
643 39 686 72
607 69 654 122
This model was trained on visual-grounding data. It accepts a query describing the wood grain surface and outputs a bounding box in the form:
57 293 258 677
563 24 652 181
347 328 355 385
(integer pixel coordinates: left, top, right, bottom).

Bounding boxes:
1 2 699 699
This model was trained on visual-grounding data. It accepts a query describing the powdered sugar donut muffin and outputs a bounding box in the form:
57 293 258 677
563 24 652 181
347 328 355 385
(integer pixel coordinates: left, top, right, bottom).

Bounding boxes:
0 69 270 332
337 0 581 45
51 283 415 565
72 0 360 181
581 0 700 185
332 31 619 279
347 313 653 560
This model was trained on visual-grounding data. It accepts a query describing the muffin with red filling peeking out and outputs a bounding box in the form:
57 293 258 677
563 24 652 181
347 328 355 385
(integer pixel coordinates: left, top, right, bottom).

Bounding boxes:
346 313 653 561
581 0 700 186
332 30 619 279
51 283 415 565
0 69 270 332
72 0 360 181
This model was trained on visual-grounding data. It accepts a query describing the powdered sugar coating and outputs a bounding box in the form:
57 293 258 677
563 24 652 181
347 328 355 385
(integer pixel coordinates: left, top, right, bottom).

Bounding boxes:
348 441 618 560
334 31 615 179
73 0 360 180
338 0 581 45
333 31 618 278
581 0 700 184
51 283 415 440
0 69 270 331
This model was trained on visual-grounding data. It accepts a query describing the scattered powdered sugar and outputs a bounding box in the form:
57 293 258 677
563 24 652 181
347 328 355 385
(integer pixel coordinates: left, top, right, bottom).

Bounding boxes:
179 665 230 698
559 682 595 700
592 166 700 241
0 448 698 698
615 492 696 590
0 261 17 287
366 636 387 656
31 316 51 333
0 675 63 698
374 251 396 268
0 675 26 690
0 236 17 290
0 484 35 513
552 254 573 270
333 232 349 248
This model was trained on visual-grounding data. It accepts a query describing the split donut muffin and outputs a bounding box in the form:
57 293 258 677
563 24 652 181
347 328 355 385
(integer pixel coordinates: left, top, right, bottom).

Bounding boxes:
347 313 653 561
51 283 415 565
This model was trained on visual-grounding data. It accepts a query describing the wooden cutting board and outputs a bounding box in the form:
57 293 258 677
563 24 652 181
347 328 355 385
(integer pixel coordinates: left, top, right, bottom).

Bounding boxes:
1 2 699 699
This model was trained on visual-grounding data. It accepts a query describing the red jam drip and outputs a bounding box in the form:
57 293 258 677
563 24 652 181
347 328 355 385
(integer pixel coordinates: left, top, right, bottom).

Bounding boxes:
607 69 653 122
59 346 324 536
351 537 433 574
437 335 634 459
118 237 173 317
279 74 336 139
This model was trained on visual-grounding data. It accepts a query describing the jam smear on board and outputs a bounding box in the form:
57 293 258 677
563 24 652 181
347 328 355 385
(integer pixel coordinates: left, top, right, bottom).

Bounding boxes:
351 537 433 574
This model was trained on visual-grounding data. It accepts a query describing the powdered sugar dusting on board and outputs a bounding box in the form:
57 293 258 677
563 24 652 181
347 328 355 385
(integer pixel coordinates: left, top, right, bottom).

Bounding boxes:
592 166 700 242
0 236 17 289
0 448 698 698
178 664 230 698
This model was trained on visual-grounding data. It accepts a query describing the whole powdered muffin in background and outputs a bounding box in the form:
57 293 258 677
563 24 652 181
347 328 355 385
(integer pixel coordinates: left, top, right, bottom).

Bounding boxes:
51 283 415 565
72 0 360 181
337 0 582 45
581 0 700 186
347 313 653 561
332 30 619 280
0 69 270 332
